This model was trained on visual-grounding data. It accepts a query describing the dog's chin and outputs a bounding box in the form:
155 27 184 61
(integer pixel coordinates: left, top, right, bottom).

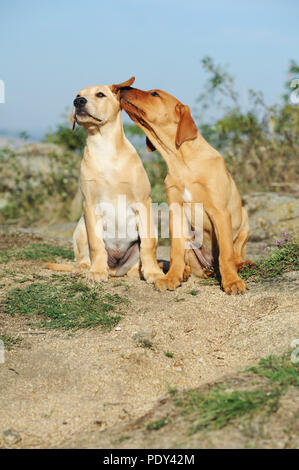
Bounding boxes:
74 110 88 121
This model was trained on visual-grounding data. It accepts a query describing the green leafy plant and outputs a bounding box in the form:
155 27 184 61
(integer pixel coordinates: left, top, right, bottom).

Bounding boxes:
195 57 299 192
239 239 298 282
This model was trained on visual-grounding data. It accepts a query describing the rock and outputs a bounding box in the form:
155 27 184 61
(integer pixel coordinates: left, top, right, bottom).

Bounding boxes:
174 361 184 368
3 429 22 445
132 330 156 345
243 192 299 242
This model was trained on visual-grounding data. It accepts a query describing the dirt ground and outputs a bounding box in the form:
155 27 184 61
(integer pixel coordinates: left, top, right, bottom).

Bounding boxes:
0 228 298 449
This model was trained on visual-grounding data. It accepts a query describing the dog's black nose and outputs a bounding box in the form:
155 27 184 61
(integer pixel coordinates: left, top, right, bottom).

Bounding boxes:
73 96 87 108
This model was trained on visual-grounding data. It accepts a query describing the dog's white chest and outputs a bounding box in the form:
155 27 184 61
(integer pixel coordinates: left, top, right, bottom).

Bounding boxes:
95 200 138 253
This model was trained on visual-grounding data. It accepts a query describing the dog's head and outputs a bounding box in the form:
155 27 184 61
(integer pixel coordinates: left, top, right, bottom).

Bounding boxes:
70 77 135 130
120 87 198 151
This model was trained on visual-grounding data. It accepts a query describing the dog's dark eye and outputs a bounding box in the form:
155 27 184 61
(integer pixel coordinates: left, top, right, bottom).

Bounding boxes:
151 91 159 97
96 92 105 98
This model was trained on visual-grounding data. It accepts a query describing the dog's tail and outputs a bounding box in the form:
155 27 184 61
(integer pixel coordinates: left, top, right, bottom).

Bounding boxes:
44 263 74 272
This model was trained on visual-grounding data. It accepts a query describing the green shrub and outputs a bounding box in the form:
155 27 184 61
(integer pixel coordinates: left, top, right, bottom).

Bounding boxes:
195 56 299 193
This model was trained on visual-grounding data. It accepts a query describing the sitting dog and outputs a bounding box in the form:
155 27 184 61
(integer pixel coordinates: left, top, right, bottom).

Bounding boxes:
46 77 164 283
120 84 253 294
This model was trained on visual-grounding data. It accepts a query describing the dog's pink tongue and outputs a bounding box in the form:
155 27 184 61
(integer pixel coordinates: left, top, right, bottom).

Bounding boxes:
191 244 214 268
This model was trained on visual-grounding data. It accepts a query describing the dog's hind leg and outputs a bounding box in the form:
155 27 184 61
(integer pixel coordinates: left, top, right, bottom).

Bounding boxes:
126 260 141 278
45 217 90 273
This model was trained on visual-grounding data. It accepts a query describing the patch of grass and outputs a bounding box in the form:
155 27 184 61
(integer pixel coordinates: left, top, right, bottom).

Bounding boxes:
14 278 33 284
174 388 280 434
246 353 299 387
174 297 185 302
147 417 168 431
165 351 174 358
171 352 298 435
113 280 131 291
168 386 178 396
114 435 131 444
0 243 74 263
0 334 22 350
239 241 299 282
4 276 128 330
138 339 153 349
188 289 200 296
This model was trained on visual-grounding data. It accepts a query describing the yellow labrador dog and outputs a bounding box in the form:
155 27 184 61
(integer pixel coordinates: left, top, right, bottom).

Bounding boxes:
120 85 253 294
46 77 164 283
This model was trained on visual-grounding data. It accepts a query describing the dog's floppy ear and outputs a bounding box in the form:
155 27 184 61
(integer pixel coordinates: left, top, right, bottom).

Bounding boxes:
146 136 156 152
175 103 198 148
110 77 135 98
69 112 76 131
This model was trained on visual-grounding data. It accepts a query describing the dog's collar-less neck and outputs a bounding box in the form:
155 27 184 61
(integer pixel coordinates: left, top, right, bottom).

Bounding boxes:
85 112 127 156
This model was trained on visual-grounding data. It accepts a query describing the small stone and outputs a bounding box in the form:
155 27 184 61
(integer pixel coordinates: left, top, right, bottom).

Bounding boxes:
94 420 107 430
3 429 22 445
115 327 122 331
132 330 156 344
174 361 184 368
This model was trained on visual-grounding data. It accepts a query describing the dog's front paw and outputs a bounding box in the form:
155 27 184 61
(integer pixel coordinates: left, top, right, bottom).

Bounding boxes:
143 269 165 284
86 269 108 283
155 275 182 292
222 276 247 295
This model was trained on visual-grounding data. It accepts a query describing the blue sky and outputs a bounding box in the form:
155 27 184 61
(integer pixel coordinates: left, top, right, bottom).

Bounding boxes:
0 0 298 138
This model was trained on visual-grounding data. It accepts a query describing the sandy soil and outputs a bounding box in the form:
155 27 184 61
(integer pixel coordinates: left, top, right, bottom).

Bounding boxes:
0 229 298 449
